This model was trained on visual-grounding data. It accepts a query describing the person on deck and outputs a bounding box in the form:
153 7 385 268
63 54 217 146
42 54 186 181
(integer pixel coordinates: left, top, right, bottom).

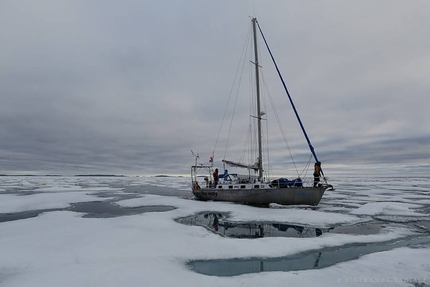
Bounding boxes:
193 181 200 190
219 169 228 179
313 162 321 187
213 168 219 187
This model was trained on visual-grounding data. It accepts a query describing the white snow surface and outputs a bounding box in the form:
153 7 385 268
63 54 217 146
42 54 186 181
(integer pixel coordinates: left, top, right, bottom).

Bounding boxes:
351 201 425 216
117 195 364 227
0 176 429 287
0 192 103 213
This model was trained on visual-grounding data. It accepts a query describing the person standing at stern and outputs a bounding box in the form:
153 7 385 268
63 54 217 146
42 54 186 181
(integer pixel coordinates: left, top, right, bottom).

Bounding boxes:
313 162 321 187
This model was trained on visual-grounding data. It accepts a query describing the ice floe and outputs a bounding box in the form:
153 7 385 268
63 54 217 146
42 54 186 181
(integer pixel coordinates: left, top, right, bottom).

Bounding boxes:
0 176 428 287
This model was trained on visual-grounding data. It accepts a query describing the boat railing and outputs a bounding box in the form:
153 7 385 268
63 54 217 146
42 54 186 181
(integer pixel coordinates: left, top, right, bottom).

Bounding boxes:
284 176 328 188
191 165 215 189
301 177 314 187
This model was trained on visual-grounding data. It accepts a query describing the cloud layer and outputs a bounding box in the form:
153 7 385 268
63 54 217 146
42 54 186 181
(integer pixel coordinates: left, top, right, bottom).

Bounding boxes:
1 0 429 176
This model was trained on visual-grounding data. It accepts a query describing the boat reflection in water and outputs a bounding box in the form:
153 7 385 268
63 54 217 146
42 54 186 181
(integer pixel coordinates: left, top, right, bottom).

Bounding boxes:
177 213 327 238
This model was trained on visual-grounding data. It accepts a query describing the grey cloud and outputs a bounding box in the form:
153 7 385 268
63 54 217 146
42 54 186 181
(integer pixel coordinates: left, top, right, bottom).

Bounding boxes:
1 0 429 176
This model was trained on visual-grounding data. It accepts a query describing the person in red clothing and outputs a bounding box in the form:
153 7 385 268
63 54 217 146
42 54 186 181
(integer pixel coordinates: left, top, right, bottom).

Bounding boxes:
213 168 219 187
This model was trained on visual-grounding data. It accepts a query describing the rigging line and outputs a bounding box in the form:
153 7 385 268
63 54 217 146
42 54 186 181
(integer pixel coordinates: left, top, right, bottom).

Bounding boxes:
256 48 267 178
213 25 252 157
259 79 272 180
239 123 252 163
247 58 252 165
248 56 256 166
263 114 271 179
260 71 300 178
262 85 270 179
255 31 272 180
250 36 264 171
302 154 313 179
256 20 325 177
224 40 249 160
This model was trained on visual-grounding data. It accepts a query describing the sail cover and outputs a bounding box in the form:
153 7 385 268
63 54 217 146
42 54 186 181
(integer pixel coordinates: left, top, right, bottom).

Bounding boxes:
222 159 259 171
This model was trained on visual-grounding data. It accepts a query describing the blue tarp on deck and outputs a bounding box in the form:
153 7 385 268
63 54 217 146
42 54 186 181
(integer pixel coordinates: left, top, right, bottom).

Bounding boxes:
271 177 302 188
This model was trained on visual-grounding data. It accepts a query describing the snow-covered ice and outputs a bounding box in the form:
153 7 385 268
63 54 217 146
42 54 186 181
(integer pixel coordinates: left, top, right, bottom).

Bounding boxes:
0 192 104 213
0 176 429 286
351 201 425 217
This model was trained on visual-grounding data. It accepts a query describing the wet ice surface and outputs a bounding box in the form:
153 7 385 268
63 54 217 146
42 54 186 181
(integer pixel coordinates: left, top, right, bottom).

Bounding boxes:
0 177 181 222
0 176 429 287
176 212 387 238
190 236 430 276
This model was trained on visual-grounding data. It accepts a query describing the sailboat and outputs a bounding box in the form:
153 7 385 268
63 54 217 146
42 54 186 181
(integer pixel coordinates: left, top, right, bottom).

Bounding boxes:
191 18 334 206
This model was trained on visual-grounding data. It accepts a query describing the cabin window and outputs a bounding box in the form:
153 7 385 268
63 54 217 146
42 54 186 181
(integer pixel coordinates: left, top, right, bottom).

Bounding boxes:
241 185 246 188
229 185 233 189
254 185 260 189
218 186 222 189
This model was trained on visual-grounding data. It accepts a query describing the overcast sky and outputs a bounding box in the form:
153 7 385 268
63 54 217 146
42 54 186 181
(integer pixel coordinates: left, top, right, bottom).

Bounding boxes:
1 0 429 177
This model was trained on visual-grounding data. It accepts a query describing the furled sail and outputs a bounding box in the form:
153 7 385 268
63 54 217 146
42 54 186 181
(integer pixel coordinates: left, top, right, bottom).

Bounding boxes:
222 159 259 171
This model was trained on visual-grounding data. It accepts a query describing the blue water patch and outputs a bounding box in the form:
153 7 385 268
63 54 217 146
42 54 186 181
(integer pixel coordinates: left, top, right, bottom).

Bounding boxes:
0 192 176 222
189 236 430 276
176 212 384 238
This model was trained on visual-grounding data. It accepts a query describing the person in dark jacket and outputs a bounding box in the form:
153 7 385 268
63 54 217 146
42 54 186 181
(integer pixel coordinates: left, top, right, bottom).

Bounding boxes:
313 162 321 187
213 168 219 187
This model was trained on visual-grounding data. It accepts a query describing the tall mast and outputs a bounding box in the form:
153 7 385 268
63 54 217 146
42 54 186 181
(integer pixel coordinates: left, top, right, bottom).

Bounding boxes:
252 18 263 180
